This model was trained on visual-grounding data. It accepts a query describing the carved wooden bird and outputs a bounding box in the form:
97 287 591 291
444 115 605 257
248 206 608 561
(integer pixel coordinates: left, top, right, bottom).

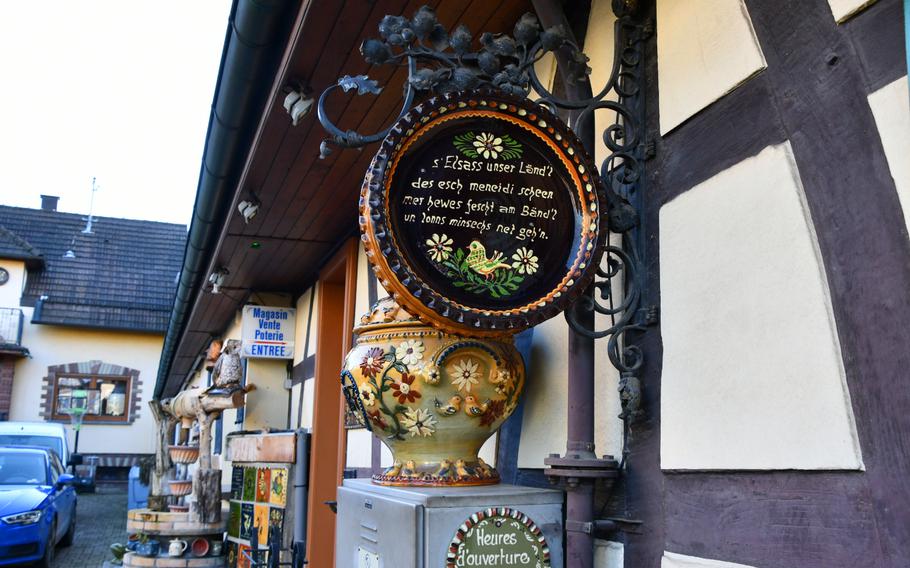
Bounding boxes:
463 395 489 417
434 395 462 416
205 339 243 394
466 241 511 279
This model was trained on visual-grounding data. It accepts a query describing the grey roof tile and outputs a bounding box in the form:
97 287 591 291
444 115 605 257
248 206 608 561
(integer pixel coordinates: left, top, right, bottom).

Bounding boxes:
0 205 186 332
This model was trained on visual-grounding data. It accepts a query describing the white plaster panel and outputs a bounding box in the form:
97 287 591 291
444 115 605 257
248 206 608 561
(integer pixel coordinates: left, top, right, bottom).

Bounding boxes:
595 540 624 568
660 143 863 470
827 0 878 22
868 76 910 240
663 551 756 568
656 0 766 134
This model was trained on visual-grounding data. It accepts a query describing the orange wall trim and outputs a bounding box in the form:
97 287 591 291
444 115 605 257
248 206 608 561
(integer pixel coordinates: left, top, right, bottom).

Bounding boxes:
306 238 358 567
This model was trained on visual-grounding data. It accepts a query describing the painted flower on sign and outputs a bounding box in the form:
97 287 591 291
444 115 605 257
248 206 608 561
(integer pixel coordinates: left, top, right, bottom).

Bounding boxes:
451 358 480 392
360 347 385 377
472 132 504 159
401 407 437 437
511 247 539 275
392 373 422 403
397 339 425 367
426 233 454 262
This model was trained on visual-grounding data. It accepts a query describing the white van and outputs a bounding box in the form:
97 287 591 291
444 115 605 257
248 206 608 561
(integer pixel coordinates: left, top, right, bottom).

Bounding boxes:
0 421 70 465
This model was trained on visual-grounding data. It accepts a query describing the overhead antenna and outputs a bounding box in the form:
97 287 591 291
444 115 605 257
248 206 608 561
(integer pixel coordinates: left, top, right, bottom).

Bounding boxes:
82 177 98 234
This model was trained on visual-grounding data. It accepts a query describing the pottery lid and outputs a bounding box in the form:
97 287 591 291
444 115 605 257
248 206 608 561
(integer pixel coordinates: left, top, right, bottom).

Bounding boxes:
354 297 429 333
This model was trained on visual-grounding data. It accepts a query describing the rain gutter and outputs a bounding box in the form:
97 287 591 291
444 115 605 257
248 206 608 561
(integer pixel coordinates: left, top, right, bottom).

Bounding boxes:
154 0 298 399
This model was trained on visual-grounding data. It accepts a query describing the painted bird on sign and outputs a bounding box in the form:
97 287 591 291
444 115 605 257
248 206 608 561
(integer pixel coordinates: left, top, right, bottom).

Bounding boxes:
466 241 511 279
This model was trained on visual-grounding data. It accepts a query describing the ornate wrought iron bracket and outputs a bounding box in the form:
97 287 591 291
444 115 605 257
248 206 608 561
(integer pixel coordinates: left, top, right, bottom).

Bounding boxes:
318 2 655 427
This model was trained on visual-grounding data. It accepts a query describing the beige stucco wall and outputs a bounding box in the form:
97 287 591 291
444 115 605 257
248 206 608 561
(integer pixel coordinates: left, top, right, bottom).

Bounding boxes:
827 0 878 22
868 76 910 242
0 259 26 309
656 0 766 134
660 142 862 470
10 305 164 455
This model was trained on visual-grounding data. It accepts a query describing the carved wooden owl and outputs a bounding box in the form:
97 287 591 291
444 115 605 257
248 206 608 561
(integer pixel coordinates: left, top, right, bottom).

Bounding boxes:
211 339 243 389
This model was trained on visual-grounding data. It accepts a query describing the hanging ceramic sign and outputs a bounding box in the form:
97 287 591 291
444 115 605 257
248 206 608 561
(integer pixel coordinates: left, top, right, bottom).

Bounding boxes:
361 90 606 335
446 507 551 568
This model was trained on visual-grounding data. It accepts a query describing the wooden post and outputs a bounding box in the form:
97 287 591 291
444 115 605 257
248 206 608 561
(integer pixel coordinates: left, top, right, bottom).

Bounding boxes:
148 400 176 512
193 410 220 523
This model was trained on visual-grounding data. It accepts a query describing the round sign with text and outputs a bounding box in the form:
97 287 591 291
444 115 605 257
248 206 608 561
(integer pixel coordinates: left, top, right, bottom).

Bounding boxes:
446 507 550 568
361 91 606 335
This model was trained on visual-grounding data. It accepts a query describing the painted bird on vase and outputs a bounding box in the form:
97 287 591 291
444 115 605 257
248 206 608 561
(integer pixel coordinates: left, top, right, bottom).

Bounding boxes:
466 241 511 279
434 395 462 415
463 395 490 417
434 459 453 478
454 459 471 478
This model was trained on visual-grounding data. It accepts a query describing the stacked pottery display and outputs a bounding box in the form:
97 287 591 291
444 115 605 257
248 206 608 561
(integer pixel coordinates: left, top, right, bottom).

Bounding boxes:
343 297 524 486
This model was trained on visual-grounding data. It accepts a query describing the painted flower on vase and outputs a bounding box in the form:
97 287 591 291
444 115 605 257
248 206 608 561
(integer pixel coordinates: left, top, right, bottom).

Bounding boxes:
451 358 480 392
510 247 539 275
479 399 506 427
360 347 386 377
392 373 421 403
397 339 425 367
367 409 389 430
400 407 437 437
425 233 453 262
473 133 504 159
360 385 377 408
420 364 441 385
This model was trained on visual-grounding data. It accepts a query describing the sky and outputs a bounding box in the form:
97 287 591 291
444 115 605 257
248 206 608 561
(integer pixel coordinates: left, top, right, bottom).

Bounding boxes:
0 1 233 226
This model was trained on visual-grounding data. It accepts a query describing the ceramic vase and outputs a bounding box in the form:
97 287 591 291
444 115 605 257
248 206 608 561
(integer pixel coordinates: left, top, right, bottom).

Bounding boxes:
342 298 524 486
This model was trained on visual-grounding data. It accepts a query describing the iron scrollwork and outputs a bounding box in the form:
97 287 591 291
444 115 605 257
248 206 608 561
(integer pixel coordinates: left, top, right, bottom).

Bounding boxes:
317 4 654 425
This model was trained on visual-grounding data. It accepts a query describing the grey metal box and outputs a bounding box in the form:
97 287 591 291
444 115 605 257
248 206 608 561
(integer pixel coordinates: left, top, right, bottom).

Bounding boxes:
336 479 564 568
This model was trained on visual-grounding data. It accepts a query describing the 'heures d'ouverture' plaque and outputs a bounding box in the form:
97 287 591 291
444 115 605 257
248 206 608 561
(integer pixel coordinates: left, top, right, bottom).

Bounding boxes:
361 90 607 336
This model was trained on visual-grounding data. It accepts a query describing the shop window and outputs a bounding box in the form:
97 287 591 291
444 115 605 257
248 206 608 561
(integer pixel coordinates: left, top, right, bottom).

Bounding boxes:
52 375 131 422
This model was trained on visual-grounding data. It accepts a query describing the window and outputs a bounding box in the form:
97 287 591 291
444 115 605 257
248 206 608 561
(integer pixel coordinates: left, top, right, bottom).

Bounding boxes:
0 453 47 485
0 435 63 459
52 374 131 422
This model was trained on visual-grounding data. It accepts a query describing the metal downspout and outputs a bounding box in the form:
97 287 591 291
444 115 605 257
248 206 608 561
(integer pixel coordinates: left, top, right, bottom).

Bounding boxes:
530 2 598 567
153 0 297 399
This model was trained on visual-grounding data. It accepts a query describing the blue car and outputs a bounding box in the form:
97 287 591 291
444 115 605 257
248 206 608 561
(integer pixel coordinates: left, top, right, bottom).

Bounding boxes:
0 447 76 567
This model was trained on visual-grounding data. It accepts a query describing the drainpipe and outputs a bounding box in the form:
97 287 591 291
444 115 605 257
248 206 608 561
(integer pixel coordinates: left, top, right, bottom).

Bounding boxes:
531 2 619 568
153 0 299 399
293 430 310 564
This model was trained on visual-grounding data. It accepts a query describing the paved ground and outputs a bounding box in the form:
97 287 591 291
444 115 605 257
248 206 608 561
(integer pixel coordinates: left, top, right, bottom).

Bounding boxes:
53 486 127 568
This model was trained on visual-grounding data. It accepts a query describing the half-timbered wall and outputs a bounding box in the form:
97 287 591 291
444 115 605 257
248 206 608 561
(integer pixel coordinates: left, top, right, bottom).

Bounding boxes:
627 0 909 566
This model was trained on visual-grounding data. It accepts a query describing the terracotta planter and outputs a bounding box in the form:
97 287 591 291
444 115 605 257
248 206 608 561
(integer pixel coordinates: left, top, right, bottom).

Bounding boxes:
343 298 524 486
168 479 193 496
168 504 189 513
168 445 200 464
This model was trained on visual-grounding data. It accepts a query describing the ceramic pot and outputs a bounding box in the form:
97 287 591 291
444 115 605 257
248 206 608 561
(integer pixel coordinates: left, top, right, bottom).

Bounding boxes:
168 445 200 464
168 479 192 496
135 540 160 557
342 298 524 486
